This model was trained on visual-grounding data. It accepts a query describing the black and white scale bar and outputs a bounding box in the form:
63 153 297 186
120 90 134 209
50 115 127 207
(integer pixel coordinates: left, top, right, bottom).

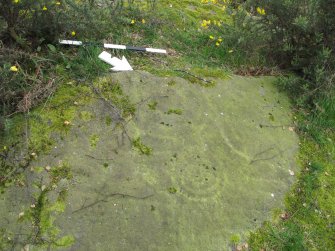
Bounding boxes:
59 40 167 54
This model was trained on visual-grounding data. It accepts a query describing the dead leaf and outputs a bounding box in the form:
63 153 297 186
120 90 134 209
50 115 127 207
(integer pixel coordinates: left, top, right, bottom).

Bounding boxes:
288 126 295 132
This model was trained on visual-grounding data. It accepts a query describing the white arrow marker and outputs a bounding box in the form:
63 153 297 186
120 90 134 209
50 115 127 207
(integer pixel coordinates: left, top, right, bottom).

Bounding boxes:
98 51 133 72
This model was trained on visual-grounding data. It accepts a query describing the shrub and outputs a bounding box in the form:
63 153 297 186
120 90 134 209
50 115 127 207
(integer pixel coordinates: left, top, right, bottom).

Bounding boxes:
0 0 154 130
231 0 335 103
0 0 67 48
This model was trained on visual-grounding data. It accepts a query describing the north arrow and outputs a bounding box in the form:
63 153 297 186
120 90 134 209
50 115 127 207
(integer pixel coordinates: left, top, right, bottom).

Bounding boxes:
98 51 133 72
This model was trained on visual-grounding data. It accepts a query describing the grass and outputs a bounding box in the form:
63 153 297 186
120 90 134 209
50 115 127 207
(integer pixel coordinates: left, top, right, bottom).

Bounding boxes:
248 95 335 250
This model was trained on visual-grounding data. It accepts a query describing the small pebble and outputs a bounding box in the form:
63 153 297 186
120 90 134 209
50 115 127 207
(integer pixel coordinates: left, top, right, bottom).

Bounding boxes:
289 169 295 176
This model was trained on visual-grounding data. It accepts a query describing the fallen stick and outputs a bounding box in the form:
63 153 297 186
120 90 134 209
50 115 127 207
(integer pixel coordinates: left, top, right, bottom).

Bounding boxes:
72 192 154 214
173 69 214 85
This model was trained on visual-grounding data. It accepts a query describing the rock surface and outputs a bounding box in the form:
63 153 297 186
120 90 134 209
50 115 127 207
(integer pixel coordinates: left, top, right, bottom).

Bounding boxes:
0 71 299 250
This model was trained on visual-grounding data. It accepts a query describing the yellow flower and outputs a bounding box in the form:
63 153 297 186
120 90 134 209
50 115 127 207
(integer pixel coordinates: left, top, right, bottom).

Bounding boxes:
56 1 61 5
201 20 211 29
215 42 220 46
42 6 47 11
257 7 266 15
131 19 135 24
228 49 234 53
141 19 146 24
71 31 76 36
209 35 214 40
10 65 18 72
13 0 19 3
218 38 222 42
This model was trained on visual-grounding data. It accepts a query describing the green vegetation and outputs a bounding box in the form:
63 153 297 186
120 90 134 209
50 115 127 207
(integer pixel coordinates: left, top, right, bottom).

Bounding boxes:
132 137 152 155
79 111 94 122
89 134 100 148
147 101 158 110
95 78 136 117
29 163 74 248
166 109 183 115
105 116 112 126
168 187 177 194
249 132 335 250
223 0 335 249
10 162 75 249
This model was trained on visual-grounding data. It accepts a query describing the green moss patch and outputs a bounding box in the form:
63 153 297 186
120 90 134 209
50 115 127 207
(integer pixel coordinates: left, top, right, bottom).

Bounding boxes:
132 137 152 155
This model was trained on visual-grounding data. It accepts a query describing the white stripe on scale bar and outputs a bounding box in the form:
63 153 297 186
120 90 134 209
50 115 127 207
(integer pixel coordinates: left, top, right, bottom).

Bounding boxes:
145 48 167 54
104 44 127 49
59 40 83 46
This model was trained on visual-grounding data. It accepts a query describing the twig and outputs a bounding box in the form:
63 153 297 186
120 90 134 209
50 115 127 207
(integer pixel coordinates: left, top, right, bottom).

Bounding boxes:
85 154 113 161
72 199 108 214
252 146 275 158
249 155 278 165
259 124 291 128
87 82 133 143
173 69 214 84
72 192 154 214
134 95 169 106
146 57 214 85
24 112 30 151
249 146 280 165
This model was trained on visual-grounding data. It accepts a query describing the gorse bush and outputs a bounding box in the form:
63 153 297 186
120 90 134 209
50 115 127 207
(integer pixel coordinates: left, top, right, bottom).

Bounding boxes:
246 0 335 142
0 0 66 48
226 1 335 249
235 0 335 103
0 0 155 130
0 0 156 48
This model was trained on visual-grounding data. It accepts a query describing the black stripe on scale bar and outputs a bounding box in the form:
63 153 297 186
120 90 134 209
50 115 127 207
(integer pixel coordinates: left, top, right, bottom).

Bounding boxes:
125 46 147 52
